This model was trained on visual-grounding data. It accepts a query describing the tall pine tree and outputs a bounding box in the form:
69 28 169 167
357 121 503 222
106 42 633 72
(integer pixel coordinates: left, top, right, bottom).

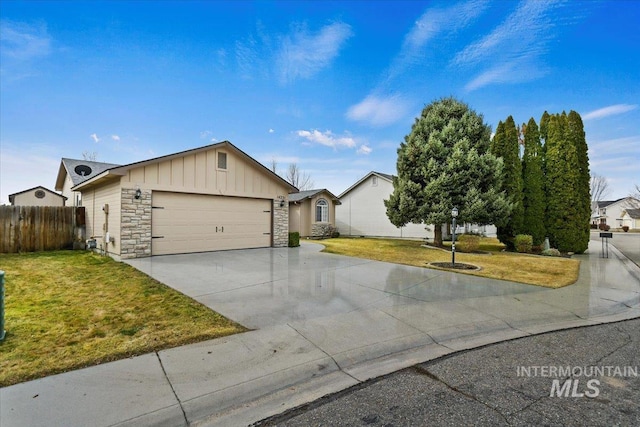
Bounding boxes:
385 97 510 246
521 118 546 245
490 115 523 249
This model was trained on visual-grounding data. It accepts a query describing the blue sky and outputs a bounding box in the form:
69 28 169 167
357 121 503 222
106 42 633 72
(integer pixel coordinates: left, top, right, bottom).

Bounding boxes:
1 0 639 204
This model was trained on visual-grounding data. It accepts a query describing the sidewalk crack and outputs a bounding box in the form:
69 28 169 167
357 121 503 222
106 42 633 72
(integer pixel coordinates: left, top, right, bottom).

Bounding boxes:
286 324 361 384
156 351 189 425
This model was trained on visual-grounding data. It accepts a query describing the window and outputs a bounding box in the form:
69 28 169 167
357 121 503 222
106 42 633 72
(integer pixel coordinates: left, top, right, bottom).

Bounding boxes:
217 152 227 170
316 199 328 222
34 189 45 199
372 176 378 186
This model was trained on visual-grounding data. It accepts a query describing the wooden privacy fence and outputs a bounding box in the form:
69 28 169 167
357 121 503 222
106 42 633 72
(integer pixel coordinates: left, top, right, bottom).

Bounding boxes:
0 206 85 253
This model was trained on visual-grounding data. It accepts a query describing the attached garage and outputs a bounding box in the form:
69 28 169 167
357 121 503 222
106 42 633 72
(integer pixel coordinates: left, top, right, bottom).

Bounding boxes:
151 192 272 255
73 141 296 260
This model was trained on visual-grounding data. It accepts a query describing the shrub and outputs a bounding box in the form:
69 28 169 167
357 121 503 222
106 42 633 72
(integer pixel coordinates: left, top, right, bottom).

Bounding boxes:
541 248 561 257
456 234 480 253
514 234 533 253
622 225 629 232
598 223 611 231
288 232 300 247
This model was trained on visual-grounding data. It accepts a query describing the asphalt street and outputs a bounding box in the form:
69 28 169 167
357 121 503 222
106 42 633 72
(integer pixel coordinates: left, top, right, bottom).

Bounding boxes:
258 319 640 427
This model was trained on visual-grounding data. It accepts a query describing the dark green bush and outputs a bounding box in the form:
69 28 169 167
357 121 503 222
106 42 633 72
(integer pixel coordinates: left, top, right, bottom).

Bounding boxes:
514 234 533 253
288 232 300 247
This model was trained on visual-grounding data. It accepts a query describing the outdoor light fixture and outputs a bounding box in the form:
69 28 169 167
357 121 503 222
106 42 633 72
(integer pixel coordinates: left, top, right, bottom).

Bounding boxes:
451 207 458 267
280 199 285 208
135 188 142 200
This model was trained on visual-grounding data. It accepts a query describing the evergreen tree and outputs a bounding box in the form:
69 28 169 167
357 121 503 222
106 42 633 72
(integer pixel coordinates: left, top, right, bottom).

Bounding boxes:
521 118 546 245
544 112 590 253
489 116 523 249
385 97 510 246
567 110 591 253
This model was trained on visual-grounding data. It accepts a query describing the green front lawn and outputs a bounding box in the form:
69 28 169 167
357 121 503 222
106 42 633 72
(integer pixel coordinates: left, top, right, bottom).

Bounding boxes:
0 251 246 387
319 237 579 288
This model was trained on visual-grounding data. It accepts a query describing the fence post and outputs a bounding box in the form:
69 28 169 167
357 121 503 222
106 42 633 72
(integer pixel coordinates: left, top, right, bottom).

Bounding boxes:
0 270 5 341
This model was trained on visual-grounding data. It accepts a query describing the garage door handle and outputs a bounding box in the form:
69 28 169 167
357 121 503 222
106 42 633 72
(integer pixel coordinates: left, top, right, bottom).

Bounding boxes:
221 226 224 232
263 232 271 235
152 236 164 239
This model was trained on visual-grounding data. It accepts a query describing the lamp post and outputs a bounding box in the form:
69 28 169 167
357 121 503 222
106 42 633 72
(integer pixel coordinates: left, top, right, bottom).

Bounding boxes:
451 207 458 267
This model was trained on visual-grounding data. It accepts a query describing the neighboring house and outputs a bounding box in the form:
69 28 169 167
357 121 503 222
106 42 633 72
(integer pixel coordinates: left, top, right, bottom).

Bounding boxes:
620 208 640 229
335 171 431 239
289 189 341 238
8 186 67 206
71 141 296 259
591 197 640 228
55 158 121 207
335 171 496 240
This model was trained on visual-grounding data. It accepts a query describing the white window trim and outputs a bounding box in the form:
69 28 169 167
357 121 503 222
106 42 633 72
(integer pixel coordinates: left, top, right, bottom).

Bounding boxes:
217 151 228 171
316 198 329 223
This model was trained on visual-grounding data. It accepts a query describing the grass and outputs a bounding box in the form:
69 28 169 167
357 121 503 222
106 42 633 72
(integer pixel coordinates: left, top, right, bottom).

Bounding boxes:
0 251 246 387
319 237 580 289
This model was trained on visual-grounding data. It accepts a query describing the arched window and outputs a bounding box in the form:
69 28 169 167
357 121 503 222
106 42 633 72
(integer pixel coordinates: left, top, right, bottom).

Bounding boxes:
316 199 329 222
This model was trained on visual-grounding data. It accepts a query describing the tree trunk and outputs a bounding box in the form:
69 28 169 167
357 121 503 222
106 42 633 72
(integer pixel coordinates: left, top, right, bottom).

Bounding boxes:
433 224 443 247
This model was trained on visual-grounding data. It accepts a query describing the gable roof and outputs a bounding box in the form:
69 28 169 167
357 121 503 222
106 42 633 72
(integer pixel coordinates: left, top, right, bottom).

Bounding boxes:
338 171 394 199
595 197 640 209
55 158 121 191
9 186 67 204
71 141 297 193
623 208 640 219
289 188 341 203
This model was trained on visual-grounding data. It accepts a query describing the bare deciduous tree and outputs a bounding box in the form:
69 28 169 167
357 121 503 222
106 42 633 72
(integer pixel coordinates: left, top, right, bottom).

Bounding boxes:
82 151 98 161
590 173 610 202
285 163 314 191
270 158 277 174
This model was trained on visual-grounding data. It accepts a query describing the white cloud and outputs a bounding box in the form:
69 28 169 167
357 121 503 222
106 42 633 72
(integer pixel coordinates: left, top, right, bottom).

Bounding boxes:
111 135 120 141
277 22 352 84
387 0 488 81
268 128 275 133
1 20 52 82
346 94 410 127
357 145 372 155
0 20 51 61
90 133 100 143
296 129 356 149
455 0 569 91
583 104 638 121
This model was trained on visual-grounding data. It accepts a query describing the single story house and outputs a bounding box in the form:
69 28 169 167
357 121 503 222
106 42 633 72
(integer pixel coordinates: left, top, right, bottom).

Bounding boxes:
592 197 640 228
620 208 640 229
289 189 341 238
335 171 496 240
8 186 67 206
72 141 296 259
335 171 431 239
55 158 121 206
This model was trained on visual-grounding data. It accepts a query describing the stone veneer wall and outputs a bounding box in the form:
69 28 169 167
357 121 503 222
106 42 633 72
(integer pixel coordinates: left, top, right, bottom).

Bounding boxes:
273 198 289 247
311 223 336 238
120 188 152 259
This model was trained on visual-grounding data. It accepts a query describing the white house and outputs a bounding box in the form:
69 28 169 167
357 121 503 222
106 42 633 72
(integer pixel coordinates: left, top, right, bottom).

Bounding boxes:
591 197 640 228
335 172 432 239
620 208 640 230
335 171 496 240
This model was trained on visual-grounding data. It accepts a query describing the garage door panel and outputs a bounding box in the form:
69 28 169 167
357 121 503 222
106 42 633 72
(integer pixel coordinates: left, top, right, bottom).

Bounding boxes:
151 192 271 255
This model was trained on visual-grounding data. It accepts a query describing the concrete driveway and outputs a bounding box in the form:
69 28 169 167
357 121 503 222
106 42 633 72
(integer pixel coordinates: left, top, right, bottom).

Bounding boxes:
127 243 545 330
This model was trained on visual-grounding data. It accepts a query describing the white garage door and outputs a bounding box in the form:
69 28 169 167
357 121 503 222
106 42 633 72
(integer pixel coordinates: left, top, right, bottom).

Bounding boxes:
151 192 272 255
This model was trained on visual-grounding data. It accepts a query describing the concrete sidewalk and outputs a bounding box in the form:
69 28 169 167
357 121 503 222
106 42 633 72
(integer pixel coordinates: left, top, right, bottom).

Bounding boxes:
2 240 639 427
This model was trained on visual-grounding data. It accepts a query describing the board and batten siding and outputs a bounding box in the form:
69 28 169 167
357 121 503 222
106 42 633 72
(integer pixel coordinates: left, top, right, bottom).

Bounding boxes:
120 148 288 199
336 175 430 239
83 179 122 257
